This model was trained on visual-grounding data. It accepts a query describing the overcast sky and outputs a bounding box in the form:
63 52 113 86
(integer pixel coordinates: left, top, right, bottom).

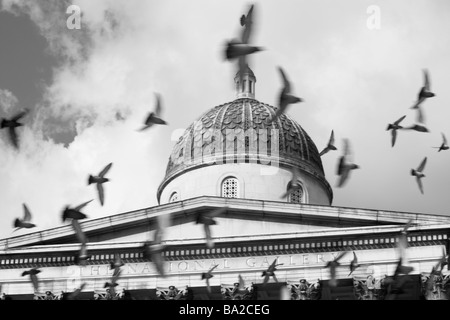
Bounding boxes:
0 0 450 239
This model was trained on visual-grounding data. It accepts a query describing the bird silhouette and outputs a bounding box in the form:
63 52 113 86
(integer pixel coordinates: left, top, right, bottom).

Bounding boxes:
13 203 36 231
88 163 113 206
104 268 122 299
143 226 167 277
411 157 427 194
393 257 413 277
319 130 337 156
336 139 359 188
433 133 449 152
62 283 86 300
62 200 93 222
411 69 435 109
139 93 167 131
403 105 429 133
71 219 90 266
196 207 227 249
386 115 406 147
240 4 254 44
348 251 360 276
261 259 283 285
201 264 219 294
271 67 303 123
21 268 41 293
326 251 348 287
109 253 125 271
280 167 302 199
0 109 29 149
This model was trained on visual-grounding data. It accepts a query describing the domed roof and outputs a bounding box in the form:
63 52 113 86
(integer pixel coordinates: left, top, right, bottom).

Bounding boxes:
157 98 330 201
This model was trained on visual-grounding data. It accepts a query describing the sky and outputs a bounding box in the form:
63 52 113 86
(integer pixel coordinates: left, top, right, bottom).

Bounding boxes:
0 0 450 239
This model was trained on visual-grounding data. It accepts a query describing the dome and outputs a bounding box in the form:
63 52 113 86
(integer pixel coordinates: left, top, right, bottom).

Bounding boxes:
157 67 333 205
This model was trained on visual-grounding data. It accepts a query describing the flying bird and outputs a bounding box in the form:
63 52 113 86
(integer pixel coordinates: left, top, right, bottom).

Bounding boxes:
201 264 219 294
143 226 167 277
410 157 427 194
62 200 93 222
109 253 124 271
348 252 360 276
0 109 29 149
386 115 406 147
21 268 41 293
88 163 113 206
411 69 435 109
196 207 228 249
336 139 359 188
74 243 91 266
433 133 449 152
326 251 348 287
271 67 303 123
240 4 254 44
403 105 429 133
280 167 302 199
62 283 86 300
71 219 90 266
139 93 167 131
319 130 337 156
261 259 283 285
104 268 122 298
393 257 413 277
13 203 36 231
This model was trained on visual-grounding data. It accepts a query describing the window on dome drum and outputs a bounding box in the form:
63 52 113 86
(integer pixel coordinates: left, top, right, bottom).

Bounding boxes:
288 184 304 204
221 177 239 198
169 192 179 203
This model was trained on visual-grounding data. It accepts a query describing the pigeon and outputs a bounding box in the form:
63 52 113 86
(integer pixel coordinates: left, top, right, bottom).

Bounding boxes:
238 274 246 291
280 167 302 199
196 207 228 249
240 4 254 44
403 105 429 133
272 67 303 123
0 109 29 149
326 251 348 287
201 264 219 294
319 130 337 156
21 268 41 293
433 133 449 152
411 157 427 194
104 268 122 298
393 257 413 277
386 115 406 147
336 139 359 188
71 219 90 266
139 93 167 131
411 69 435 109
143 226 167 277
261 259 283 285
109 253 124 271
348 251 360 276
62 200 93 222
13 203 36 230
62 283 86 300
74 243 91 266
88 163 113 206
397 219 413 259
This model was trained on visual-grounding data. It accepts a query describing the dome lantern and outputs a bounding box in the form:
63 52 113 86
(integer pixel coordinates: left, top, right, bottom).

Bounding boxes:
234 65 256 99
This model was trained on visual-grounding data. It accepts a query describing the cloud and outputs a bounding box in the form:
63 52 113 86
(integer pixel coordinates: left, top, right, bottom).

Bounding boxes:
0 88 19 113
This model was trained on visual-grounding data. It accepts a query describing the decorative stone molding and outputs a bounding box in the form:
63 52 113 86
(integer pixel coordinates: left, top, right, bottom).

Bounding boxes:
156 285 193 300
353 275 386 300
286 279 321 300
221 282 256 300
421 272 450 300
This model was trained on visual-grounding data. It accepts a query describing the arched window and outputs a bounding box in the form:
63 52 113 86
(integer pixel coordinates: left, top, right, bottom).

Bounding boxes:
287 181 304 204
221 177 239 198
169 192 179 203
